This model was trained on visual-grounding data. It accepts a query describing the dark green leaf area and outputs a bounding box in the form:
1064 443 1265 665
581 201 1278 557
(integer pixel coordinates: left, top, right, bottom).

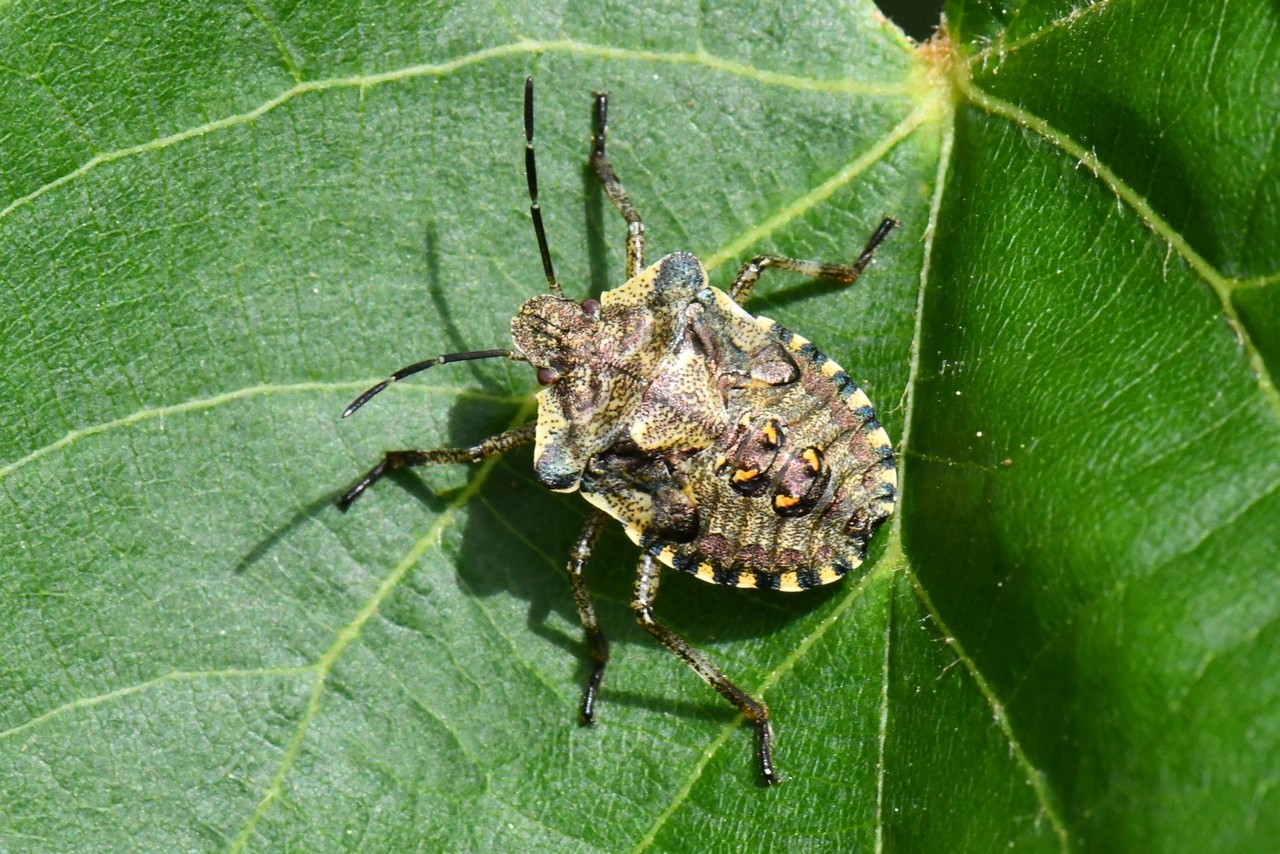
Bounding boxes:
1234 282 1280 380
943 0 1074 47
905 102 1280 850
963 0 1280 279
881 571 1061 852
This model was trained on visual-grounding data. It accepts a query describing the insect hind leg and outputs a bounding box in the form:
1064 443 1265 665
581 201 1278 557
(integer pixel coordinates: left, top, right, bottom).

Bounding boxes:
589 91 645 278
566 510 610 724
729 216 897 305
631 555 779 785
336 423 535 510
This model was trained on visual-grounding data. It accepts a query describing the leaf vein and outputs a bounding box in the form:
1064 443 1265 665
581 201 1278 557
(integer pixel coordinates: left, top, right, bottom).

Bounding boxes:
701 97 938 272
0 380 523 481
908 571 1071 849
968 0 1117 68
226 400 535 852
628 560 895 853
0 39 915 227
0 665 315 743
958 76 1280 429
873 570 893 854
242 0 304 84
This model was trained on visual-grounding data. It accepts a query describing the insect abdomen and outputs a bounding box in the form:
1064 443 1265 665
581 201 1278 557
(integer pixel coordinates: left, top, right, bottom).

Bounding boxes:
628 319 895 591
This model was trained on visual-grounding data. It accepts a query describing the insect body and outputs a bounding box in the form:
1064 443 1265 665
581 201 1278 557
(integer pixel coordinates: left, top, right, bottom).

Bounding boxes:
561 256 898 592
339 79 896 785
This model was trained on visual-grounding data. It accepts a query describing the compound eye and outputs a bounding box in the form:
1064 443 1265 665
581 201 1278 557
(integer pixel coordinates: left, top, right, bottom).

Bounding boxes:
581 298 601 318
536 366 561 386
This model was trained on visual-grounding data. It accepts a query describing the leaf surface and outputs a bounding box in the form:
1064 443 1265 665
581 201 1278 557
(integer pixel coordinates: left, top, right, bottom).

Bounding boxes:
2 0 1276 850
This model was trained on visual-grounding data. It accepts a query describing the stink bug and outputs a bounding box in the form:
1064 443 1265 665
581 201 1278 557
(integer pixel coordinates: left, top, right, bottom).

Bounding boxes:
338 79 897 785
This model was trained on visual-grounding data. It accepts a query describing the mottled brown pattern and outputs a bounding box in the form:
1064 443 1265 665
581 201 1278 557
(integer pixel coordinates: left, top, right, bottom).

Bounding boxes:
558 256 896 592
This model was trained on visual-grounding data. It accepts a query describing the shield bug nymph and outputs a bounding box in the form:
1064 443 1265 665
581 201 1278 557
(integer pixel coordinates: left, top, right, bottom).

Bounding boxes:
338 78 897 785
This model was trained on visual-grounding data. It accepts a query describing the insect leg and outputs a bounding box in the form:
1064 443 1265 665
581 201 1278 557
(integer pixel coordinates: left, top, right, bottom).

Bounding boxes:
729 216 897 305
566 510 610 724
589 91 645 278
336 423 536 510
631 554 779 785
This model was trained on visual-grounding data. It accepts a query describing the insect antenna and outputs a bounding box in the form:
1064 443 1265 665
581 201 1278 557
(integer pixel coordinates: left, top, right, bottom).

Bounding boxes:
524 77 562 296
342 348 524 418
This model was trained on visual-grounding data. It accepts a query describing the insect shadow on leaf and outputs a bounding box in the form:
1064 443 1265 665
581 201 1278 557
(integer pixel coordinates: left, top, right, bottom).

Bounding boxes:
337 77 897 786
421 220 523 398
233 492 340 575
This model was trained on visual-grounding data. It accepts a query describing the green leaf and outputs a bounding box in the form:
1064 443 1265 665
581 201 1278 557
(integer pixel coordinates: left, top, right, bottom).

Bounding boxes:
1 0 1275 850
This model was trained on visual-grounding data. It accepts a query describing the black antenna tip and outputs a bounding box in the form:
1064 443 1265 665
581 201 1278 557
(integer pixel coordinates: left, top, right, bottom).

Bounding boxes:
524 77 534 136
342 379 390 419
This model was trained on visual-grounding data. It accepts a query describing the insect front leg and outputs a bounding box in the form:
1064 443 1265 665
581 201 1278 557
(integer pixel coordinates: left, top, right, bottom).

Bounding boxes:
589 91 645 278
729 216 897 305
336 423 536 510
566 510 610 724
631 555 779 785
